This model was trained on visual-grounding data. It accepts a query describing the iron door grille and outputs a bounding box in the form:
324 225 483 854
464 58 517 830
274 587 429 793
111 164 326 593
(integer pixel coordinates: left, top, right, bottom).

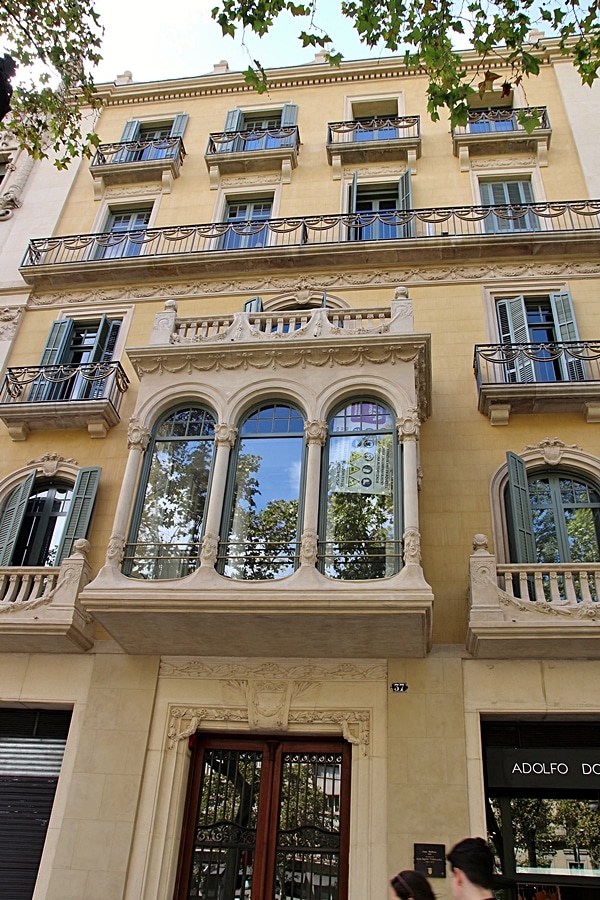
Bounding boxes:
176 736 351 900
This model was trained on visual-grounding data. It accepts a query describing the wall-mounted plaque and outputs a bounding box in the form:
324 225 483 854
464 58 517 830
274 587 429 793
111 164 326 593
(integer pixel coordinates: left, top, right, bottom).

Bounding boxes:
414 843 446 878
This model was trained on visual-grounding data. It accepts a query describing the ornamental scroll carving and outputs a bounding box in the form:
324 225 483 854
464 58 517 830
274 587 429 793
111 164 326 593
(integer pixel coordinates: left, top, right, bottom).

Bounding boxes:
28 452 77 477
160 659 387 680
522 437 580 466
214 423 238 448
397 407 420 440
304 420 327 446
167 704 372 755
127 417 151 452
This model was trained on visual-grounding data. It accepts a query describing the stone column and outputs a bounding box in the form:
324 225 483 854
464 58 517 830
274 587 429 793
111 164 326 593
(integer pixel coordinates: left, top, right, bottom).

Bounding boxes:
200 423 237 567
397 408 422 567
104 417 151 567
299 420 327 566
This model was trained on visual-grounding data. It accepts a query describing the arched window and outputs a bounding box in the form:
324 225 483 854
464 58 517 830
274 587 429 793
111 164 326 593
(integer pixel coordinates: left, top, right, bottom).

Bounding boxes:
124 406 216 580
221 402 305 580
320 399 399 580
0 467 101 567
506 452 600 564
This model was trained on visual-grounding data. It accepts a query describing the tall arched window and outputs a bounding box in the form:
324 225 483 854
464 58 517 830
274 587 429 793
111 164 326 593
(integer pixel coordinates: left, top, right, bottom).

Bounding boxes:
124 406 216 580
0 467 101 567
221 402 305 580
320 399 399 579
506 452 600 564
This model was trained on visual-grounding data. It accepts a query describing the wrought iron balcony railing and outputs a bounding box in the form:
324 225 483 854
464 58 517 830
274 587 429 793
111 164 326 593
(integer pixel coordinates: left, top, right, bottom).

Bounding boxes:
20 200 600 269
206 126 300 154
0 361 129 409
453 106 550 135
327 115 420 144
90 137 186 167
474 342 600 386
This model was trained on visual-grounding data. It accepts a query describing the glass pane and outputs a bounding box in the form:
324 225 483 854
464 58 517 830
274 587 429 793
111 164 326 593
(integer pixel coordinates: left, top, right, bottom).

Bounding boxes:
275 751 343 900
490 796 600 879
13 484 73 567
129 410 215 579
188 748 262 900
224 434 303 580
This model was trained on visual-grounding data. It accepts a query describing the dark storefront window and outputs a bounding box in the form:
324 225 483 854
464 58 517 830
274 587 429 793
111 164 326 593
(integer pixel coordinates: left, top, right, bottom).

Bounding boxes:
482 720 600 900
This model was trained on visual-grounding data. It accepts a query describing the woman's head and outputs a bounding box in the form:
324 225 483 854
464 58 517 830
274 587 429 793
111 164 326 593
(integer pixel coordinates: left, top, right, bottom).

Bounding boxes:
390 869 436 900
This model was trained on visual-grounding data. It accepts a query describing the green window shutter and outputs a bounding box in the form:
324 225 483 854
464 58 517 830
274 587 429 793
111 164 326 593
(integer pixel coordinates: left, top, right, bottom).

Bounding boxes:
30 319 74 402
88 318 121 400
506 451 536 564
55 467 101 564
496 297 535 383
169 114 189 139
223 109 244 132
281 104 298 126
120 120 141 142
349 171 358 214
550 290 584 380
0 472 36 566
398 171 414 237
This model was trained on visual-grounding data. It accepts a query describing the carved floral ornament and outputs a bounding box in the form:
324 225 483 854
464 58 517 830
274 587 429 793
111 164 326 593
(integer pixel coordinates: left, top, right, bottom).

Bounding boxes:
127 417 151 452
28 261 600 308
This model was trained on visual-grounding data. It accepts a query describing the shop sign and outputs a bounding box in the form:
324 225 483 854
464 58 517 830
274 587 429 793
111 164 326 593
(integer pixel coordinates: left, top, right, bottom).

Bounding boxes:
487 748 600 790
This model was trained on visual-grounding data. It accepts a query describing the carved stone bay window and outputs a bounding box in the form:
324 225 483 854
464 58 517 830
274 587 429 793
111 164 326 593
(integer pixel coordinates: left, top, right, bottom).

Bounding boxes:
81 290 433 658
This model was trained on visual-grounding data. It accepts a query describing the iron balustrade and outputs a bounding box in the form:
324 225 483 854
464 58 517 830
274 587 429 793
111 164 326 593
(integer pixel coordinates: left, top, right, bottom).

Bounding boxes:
0 360 129 409
453 106 550 134
20 199 600 268
327 116 420 143
90 136 186 166
206 125 300 154
474 342 600 386
122 542 201 580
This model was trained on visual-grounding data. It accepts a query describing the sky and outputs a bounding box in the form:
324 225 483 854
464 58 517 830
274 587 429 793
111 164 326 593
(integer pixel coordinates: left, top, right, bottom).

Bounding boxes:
90 0 396 85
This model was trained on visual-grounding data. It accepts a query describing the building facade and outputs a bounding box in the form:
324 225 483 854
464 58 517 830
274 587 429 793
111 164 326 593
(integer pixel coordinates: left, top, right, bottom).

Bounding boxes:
1 42 600 900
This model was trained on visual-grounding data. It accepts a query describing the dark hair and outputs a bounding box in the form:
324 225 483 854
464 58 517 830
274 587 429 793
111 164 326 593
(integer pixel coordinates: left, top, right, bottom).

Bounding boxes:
446 837 494 890
390 870 436 900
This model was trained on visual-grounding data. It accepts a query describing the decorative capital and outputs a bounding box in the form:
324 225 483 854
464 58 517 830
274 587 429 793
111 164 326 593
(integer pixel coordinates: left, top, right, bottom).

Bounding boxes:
105 532 125 567
304 420 327 446
214 423 238 448
403 527 421 565
127 417 151 452
397 407 420 440
299 530 318 567
0 307 22 341
200 531 219 567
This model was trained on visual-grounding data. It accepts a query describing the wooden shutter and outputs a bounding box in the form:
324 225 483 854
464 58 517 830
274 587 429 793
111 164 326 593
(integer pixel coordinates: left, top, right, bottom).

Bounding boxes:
169 114 189 139
496 297 535 383
88 317 121 399
550 291 584 380
223 108 243 132
398 171 414 237
120 119 141 141
280 103 298 147
506 451 536 564
0 471 36 566
29 318 74 402
55 467 101 563
349 171 358 213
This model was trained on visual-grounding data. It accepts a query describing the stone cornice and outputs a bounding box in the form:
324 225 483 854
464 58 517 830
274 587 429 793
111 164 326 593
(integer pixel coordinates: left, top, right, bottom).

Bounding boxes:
93 41 566 108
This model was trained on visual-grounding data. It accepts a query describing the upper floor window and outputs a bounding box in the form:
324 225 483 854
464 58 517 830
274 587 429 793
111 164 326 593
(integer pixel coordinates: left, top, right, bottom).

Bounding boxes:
221 402 305 580
96 207 152 259
349 173 413 240
469 107 517 133
124 406 216 580
221 196 272 251
0 467 101 567
350 97 399 141
480 178 538 232
320 399 399 580
117 114 188 161
221 104 298 151
506 452 600 566
30 315 121 402
497 291 582 383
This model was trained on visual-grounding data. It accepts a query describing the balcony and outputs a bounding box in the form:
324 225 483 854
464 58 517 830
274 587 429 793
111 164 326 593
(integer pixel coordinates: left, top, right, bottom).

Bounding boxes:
0 541 93 652
205 126 300 187
474 342 600 424
467 535 600 658
452 107 552 170
0 361 130 439
19 199 600 288
326 116 421 177
89 137 185 197
81 301 434 658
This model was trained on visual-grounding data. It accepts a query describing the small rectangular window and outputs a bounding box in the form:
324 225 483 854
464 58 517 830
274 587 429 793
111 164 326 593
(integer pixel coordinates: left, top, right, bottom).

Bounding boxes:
95 207 152 260
221 196 273 250
480 178 539 233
